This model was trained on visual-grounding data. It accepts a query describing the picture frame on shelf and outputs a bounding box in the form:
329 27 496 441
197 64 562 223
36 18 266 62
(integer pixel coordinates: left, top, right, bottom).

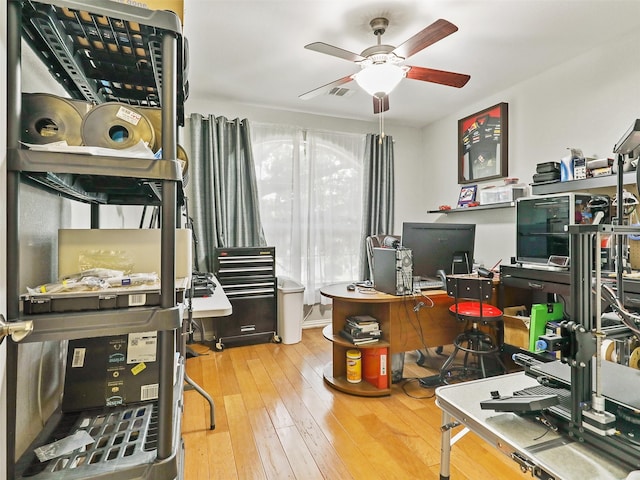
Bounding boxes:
458 102 509 184
457 185 478 207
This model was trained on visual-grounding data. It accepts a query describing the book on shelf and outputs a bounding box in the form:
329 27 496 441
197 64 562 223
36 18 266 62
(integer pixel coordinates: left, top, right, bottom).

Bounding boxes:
339 329 381 345
347 314 378 325
343 324 382 338
345 315 380 332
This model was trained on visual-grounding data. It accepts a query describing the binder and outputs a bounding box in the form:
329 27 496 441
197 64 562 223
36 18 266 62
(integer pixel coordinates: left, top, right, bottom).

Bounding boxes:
362 347 389 389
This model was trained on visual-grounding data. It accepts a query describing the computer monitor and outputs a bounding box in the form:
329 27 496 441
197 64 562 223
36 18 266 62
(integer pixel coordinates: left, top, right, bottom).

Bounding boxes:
401 222 476 279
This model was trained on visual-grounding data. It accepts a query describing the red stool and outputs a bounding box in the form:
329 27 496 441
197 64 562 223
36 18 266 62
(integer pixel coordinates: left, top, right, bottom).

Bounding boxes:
439 275 506 382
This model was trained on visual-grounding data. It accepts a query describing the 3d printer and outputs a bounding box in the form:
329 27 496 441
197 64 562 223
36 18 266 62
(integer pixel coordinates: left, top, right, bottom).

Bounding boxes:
486 121 640 470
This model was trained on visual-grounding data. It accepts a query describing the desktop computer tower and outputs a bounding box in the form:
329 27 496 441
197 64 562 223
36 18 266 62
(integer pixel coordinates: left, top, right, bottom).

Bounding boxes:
373 247 413 295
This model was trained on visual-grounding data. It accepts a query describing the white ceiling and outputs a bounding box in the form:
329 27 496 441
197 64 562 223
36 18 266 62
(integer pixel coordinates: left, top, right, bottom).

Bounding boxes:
183 0 640 128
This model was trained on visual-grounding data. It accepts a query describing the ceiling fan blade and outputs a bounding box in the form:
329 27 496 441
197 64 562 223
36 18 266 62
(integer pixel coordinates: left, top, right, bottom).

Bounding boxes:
304 42 365 62
373 95 389 114
299 74 355 100
392 19 458 60
406 66 470 88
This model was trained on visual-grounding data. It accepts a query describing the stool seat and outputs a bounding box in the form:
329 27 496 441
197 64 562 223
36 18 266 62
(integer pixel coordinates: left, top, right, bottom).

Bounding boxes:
449 301 502 319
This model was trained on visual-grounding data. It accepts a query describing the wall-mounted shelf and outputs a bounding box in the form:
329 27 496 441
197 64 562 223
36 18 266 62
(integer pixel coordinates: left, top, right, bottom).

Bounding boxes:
531 171 637 195
427 201 516 214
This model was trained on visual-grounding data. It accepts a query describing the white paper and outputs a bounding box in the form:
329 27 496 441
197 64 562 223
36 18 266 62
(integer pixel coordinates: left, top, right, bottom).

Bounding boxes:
34 430 94 462
21 140 155 158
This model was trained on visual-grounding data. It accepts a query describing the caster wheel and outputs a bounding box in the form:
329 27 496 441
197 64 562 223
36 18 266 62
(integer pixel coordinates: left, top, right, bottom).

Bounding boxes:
214 341 224 351
272 334 282 344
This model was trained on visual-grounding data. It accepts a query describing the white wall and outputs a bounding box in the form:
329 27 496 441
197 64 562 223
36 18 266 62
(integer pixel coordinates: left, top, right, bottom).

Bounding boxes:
419 29 640 268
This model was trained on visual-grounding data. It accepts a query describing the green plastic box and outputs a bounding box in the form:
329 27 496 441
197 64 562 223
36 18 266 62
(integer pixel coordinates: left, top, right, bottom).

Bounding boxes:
529 303 564 352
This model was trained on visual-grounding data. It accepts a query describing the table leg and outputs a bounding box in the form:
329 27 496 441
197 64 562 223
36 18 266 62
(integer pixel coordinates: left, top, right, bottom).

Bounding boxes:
440 410 452 480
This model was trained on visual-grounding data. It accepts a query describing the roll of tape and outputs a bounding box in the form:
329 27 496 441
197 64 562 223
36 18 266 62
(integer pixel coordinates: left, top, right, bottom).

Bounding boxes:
21 93 85 146
601 339 615 362
81 103 155 150
629 347 640 369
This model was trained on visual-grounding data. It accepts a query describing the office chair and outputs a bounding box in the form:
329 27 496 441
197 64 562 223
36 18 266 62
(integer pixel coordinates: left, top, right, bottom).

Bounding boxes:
439 274 506 382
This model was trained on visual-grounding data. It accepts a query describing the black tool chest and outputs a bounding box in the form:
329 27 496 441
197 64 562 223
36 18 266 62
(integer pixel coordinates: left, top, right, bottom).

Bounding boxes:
212 247 279 350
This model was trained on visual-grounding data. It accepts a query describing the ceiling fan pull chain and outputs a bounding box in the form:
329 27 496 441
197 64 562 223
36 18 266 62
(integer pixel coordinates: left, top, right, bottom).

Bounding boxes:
377 97 384 145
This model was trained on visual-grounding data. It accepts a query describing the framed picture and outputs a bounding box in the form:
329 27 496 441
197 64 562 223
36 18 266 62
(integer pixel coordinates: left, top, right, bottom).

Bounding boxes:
457 185 477 207
458 102 508 184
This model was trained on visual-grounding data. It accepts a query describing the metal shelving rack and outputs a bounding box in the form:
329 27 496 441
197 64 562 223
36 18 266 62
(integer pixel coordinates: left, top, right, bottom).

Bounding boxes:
531 171 637 195
6 1 186 478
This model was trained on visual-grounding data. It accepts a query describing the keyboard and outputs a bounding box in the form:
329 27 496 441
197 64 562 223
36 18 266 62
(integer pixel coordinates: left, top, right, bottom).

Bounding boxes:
414 279 444 290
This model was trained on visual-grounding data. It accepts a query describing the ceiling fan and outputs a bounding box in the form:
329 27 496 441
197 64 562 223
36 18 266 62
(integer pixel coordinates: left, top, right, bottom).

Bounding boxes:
300 17 470 113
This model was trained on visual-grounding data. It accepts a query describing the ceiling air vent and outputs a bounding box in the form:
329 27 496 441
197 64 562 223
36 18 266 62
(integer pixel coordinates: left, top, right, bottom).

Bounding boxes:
328 87 354 97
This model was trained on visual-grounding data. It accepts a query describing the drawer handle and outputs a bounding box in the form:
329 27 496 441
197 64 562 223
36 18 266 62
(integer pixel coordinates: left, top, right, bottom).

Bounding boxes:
528 282 544 290
240 325 256 332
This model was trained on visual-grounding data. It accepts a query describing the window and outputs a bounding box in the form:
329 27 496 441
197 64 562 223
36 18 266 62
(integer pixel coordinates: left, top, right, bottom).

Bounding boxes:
252 124 366 304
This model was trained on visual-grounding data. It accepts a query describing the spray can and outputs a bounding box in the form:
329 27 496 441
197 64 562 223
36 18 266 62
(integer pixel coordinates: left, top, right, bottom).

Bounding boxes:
346 349 362 383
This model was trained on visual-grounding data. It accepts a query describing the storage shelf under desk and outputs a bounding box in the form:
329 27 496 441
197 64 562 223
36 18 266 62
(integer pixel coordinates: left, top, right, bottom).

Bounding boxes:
320 283 461 397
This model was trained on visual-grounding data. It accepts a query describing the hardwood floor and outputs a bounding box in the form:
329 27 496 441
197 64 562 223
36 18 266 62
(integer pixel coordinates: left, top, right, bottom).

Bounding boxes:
181 327 525 479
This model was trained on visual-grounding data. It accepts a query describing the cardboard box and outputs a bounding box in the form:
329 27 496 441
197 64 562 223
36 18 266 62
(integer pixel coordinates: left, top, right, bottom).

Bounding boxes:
58 228 192 279
502 305 530 349
63 332 160 412
113 0 184 24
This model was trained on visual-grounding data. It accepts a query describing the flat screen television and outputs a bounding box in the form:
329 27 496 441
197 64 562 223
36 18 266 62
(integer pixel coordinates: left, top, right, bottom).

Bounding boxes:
401 222 476 279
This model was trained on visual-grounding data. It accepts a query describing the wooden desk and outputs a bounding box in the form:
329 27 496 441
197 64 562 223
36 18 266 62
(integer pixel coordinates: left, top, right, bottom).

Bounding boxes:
320 283 462 396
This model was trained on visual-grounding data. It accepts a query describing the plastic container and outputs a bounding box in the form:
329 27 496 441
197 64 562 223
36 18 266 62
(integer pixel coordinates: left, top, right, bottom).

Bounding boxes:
277 277 305 344
391 352 405 383
346 349 362 383
478 184 527 205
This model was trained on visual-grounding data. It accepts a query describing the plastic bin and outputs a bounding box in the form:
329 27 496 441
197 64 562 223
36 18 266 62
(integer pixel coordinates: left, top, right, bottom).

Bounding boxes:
277 277 305 344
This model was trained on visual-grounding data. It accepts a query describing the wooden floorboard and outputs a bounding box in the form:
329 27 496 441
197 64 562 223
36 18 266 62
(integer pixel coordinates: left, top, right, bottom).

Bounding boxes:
181 327 526 479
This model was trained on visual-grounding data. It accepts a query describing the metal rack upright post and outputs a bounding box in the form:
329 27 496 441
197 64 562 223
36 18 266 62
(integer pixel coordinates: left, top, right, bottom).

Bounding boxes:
6 1 187 478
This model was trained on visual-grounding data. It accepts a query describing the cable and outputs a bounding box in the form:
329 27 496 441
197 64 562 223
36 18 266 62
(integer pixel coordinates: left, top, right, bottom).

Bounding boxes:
37 342 45 428
400 377 436 399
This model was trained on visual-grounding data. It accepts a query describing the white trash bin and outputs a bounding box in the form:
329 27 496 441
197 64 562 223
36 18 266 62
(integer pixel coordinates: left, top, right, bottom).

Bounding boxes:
277 277 305 344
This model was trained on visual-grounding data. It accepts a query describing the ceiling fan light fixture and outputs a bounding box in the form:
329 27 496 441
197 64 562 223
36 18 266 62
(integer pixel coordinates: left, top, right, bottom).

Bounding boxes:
353 63 405 97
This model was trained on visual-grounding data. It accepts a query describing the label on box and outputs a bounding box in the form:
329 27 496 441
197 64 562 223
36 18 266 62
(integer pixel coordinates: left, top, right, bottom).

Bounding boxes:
127 331 157 363
116 106 142 126
71 347 86 368
141 383 159 401
380 354 387 375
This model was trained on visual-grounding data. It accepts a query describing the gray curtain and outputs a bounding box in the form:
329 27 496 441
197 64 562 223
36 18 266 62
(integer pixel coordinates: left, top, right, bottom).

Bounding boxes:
360 133 395 279
188 113 266 273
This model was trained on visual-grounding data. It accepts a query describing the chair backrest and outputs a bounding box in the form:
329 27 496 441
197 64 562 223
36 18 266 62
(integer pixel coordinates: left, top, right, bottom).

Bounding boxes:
446 275 493 302
446 274 500 321
366 234 401 280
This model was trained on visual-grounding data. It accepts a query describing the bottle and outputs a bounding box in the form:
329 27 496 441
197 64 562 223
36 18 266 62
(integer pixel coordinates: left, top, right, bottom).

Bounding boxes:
346 349 361 383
